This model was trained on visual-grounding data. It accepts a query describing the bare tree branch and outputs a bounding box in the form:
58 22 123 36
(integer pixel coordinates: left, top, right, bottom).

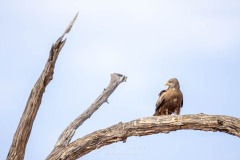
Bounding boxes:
47 73 127 159
7 11 239 160
46 114 240 160
7 13 78 160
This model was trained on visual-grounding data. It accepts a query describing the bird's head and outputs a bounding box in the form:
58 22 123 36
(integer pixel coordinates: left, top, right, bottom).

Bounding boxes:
165 78 180 89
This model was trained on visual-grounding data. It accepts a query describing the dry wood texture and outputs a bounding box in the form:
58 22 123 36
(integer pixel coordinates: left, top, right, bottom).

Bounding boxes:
7 14 78 160
6 12 240 160
47 114 240 160
46 73 127 159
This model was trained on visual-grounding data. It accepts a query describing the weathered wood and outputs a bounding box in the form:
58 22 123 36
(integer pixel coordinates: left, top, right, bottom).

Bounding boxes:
7 13 78 160
46 73 127 159
6 11 240 160
47 114 240 160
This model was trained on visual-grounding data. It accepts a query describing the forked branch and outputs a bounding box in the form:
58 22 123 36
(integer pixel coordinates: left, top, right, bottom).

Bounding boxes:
47 73 127 159
7 13 78 160
47 114 240 160
7 11 240 160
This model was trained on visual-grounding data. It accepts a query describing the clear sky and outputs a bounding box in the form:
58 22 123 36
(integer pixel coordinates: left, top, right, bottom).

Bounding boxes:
1 0 240 159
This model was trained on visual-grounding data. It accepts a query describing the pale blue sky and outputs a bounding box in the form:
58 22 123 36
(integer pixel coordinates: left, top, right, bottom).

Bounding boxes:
1 0 240 159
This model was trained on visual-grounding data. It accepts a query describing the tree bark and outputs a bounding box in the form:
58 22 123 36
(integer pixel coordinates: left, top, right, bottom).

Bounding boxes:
6 12 240 160
46 114 240 160
7 14 78 160
47 73 127 159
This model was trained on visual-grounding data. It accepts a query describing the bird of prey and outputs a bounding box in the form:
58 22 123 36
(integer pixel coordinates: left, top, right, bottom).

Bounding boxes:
153 78 183 116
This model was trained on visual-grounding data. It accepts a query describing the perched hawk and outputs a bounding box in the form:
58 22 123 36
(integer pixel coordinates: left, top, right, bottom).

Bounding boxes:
153 78 183 116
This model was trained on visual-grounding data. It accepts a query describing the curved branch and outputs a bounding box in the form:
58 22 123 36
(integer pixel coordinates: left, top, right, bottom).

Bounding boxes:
47 114 240 160
7 13 78 160
47 73 127 159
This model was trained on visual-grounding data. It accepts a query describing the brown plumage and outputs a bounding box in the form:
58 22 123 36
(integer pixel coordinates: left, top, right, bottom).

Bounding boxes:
153 78 183 116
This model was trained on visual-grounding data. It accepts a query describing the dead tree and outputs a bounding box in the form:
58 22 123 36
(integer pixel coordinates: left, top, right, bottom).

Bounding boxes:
7 14 240 160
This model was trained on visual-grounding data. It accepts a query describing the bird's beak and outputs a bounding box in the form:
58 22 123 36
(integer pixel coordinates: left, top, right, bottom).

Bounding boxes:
165 81 169 86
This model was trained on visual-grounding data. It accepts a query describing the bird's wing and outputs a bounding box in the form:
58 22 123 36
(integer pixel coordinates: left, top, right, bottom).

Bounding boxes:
179 90 183 108
155 90 166 112
181 98 183 108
